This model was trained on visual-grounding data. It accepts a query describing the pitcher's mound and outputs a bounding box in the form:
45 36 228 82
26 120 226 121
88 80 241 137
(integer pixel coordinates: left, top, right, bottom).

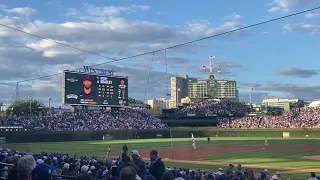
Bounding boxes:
303 156 320 160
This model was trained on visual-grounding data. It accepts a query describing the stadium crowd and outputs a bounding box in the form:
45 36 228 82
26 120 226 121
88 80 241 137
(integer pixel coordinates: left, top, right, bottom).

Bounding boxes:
1 147 317 180
177 100 251 115
0 109 167 131
217 107 320 129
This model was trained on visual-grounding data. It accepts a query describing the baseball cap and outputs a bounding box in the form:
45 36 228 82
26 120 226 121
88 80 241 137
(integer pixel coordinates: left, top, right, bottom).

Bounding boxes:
81 165 89 172
32 163 52 180
84 75 91 81
36 159 44 164
131 150 140 156
150 150 158 156
264 169 269 173
218 168 223 171
63 163 70 169
276 171 281 175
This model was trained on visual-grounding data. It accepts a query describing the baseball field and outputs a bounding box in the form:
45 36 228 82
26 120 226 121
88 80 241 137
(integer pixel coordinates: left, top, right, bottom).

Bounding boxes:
2 137 320 180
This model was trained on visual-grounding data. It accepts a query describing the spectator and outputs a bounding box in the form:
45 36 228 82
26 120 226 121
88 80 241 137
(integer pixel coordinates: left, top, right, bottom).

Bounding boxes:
31 163 52 180
309 172 317 180
118 156 142 179
120 166 137 180
226 164 234 176
149 150 165 180
131 150 147 180
17 155 36 180
270 171 281 180
163 171 174 180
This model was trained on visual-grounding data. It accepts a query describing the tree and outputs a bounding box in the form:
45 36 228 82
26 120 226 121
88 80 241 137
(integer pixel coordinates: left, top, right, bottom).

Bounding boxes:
6 99 44 116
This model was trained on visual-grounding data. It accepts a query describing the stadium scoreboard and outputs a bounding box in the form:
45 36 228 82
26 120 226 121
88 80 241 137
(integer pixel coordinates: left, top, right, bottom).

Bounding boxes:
62 71 128 106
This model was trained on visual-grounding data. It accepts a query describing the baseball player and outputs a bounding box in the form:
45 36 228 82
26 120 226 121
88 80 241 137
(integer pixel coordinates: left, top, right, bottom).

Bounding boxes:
107 146 111 156
192 138 196 149
265 136 268 146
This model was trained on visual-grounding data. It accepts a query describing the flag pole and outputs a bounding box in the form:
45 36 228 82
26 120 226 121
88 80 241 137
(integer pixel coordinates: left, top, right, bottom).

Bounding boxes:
249 87 252 104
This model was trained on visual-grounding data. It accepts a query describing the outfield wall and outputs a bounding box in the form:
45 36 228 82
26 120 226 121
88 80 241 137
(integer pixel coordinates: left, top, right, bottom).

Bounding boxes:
1 128 320 143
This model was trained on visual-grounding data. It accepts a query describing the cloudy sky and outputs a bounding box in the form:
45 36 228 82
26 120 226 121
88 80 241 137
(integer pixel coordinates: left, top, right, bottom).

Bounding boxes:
0 0 320 107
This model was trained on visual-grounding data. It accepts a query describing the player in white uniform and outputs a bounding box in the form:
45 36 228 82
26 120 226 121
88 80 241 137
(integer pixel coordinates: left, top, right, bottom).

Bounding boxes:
265 137 268 146
107 146 111 156
192 139 196 149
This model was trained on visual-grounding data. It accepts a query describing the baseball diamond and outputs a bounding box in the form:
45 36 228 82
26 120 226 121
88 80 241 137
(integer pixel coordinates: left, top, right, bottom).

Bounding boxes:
2 137 320 180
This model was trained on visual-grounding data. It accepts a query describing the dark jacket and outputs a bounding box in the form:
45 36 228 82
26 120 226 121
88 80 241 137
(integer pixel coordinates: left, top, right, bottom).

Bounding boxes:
133 158 147 180
149 158 165 180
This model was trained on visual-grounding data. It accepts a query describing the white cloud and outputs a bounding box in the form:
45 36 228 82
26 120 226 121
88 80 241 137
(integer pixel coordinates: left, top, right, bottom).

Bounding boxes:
267 0 320 12
225 13 242 20
4 7 37 16
267 6 286 13
66 4 150 19
284 23 320 34
305 13 320 18
0 5 251 106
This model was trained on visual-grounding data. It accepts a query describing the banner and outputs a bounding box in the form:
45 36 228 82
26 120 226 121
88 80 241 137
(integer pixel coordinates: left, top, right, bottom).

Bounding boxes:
283 132 290 138
102 134 114 140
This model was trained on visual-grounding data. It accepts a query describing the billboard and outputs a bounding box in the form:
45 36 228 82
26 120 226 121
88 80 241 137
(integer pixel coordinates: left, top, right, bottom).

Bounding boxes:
62 71 128 106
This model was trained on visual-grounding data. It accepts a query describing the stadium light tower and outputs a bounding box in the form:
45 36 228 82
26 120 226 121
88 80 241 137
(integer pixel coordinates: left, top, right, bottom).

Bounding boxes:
48 98 52 109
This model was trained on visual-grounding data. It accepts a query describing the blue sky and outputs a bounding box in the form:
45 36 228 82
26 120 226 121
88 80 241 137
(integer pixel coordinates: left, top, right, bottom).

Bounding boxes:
0 0 320 106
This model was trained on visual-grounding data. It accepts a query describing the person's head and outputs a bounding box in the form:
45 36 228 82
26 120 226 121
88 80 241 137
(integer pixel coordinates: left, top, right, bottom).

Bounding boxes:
31 163 52 180
120 166 136 180
83 75 92 89
75 173 93 180
229 164 234 169
311 172 316 177
275 171 281 177
163 171 174 180
18 155 37 178
237 164 241 170
131 150 140 161
150 150 158 161
246 169 255 180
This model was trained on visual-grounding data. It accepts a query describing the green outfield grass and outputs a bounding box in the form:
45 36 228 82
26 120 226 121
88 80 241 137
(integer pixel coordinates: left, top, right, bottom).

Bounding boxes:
1 137 319 180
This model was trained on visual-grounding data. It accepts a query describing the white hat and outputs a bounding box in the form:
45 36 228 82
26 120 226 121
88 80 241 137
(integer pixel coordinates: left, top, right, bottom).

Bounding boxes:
63 163 70 169
276 171 281 175
43 156 47 160
218 168 223 171
36 159 44 164
131 150 140 156
81 165 89 172
90 166 96 170
264 169 269 173
53 157 57 161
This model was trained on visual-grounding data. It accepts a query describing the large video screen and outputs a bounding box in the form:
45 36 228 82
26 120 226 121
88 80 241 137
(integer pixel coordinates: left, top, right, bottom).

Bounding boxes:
62 71 128 106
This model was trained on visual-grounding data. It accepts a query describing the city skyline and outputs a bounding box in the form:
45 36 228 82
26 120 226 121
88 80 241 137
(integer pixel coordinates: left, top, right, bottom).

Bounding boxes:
0 0 320 107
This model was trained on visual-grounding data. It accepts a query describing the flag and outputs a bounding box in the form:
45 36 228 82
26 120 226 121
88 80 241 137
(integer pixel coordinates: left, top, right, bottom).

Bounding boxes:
210 55 215 59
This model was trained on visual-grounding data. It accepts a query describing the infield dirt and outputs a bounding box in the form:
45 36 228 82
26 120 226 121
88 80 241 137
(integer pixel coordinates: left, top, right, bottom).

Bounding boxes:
138 145 320 173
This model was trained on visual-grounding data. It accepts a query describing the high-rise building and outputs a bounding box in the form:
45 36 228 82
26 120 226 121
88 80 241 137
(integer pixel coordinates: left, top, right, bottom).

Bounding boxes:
147 98 176 109
170 75 196 107
189 75 238 100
